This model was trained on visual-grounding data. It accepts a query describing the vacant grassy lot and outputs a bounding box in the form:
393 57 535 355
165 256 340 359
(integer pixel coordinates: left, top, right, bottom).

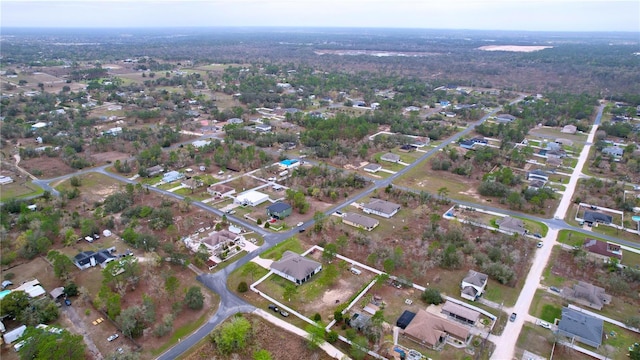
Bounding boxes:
0 181 43 201
529 289 565 322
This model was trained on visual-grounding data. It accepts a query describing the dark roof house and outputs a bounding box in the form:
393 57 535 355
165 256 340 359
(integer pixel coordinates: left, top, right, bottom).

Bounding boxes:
557 307 603 348
381 153 401 163
460 270 488 301
266 202 292 219
396 310 416 330
74 249 116 270
583 211 612 225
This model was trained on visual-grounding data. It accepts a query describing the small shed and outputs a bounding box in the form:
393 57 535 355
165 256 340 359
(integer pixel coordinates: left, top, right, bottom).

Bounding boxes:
50 287 65 300
396 310 416 330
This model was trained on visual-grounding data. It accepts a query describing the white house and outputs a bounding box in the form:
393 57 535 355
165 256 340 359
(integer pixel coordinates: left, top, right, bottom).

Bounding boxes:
362 199 401 218
460 270 488 301
235 190 269 207
270 251 322 285
192 140 212 148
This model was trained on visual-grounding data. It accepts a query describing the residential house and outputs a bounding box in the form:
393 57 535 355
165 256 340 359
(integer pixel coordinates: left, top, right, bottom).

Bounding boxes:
460 270 488 301
146 165 164 177
73 249 117 270
410 137 430 148
583 211 612 225
227 118 243 124
602 146 624 158
404 106 421 112
381 153 401 163
362 199 401 218
14 279 46 298
583 239 622 261
496 216 526 235
31 122 48 131
279 159 300 169
441 301 481 326
471 137 488 146
192 140 211 148
399 144 417 152
255 124 272 133
162 171 184 183
495 114 516 123
556 307 603 348
270 251 322 285
363 163 382 173
266 202 292 219
0 176 14 185
235 190 270 207
442 111 456 118
528 179 546 190
527 169 549 182
460 140 475 150
102 127 122 136
402 310 471 350
181 178 204 190
342 213 379 231
207 184 236 198
439 100 451 107
3 325 27 344
562 281 611 310
201 230 239 255
561 125 577 134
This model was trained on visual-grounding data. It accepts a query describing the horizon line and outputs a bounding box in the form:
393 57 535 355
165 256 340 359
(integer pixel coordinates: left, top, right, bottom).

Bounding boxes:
1 26 638 34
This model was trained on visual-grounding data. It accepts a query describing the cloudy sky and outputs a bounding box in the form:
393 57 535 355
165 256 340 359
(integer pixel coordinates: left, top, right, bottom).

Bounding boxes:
1 0 639 32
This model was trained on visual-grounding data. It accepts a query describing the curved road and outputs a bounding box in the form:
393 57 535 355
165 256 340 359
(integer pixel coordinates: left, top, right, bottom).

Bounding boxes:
24 98 633 359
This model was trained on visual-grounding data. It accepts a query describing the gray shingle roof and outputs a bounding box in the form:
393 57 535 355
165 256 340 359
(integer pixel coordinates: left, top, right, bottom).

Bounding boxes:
557 307 603 347
583 211 612 224
270 251 321 282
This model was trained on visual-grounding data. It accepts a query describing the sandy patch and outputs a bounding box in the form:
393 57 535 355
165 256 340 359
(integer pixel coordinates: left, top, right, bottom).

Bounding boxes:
478 45 553 52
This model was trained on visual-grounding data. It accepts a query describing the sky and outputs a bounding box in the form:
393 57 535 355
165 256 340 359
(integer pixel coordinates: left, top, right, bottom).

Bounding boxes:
1 0 639 32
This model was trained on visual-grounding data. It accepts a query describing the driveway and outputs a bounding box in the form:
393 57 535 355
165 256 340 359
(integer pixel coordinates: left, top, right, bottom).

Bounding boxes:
61 305 103 360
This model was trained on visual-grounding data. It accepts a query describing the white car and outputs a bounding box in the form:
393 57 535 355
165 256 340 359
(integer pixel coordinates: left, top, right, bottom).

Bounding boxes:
296 222 304 227
107 333 119 342
536 319 552 329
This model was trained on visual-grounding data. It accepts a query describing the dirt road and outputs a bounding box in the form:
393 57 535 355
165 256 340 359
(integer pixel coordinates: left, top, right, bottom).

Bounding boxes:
61 305 104 360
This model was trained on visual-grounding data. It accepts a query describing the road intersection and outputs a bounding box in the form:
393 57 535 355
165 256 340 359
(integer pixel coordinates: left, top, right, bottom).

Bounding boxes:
21 99 635 359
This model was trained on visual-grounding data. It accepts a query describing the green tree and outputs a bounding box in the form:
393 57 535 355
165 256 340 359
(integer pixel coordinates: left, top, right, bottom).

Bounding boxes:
48 250 75 280
184 286 204 310
305 323 326 349
323 243 338 262
237 281 248 293
18 297 59 326
350 336 369 360
18 327 86 360
253 349 273 360
212 316 251 354
164 275 180 300
283 283 297 302
117 305 146 338
421 287 443 305
0 290 30 318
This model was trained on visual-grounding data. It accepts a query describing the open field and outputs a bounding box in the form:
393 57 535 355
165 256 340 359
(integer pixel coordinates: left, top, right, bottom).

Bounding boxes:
0 181 43 201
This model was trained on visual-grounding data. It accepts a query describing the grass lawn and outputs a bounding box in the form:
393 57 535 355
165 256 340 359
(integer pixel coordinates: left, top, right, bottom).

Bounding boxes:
510 215 549 236
173 188 210 201
395 166 476 203
529 289 565 321
483 279 521 307
601 323 640 360
138 175 163 185
260 237 304 260
515 323 554 359
0 181 44 201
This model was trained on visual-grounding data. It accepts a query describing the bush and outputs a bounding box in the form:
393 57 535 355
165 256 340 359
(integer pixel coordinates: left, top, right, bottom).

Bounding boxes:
3 272 15 280
312 313 321 322
326 330 339 343
237 281 248 293
421 288 443 305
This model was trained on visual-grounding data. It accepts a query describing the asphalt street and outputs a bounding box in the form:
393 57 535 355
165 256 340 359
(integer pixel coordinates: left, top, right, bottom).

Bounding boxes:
21 96 636 359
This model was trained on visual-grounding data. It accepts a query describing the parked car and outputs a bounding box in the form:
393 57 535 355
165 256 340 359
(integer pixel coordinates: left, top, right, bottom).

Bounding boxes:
93 233 100 239
549 286 561 293
298 228 306 233
64 299 72 306
296 222 304 227
107 334 119 342
537 242 544 248
226 210 236 215
280 310 289 317
509 313 517 322
536 320 552 329
268 304 279 312
533 233 542 239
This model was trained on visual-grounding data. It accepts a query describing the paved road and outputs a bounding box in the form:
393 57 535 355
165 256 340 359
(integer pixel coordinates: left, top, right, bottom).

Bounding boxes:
26 95 635 360
490 103 604 360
